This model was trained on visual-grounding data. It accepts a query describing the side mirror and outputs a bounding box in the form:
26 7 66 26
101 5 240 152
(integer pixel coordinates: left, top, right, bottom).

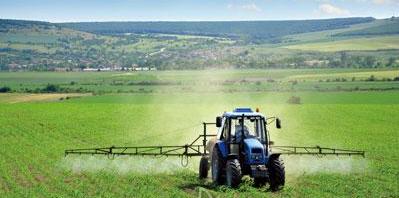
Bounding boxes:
276 118 281 129
216 116 222 127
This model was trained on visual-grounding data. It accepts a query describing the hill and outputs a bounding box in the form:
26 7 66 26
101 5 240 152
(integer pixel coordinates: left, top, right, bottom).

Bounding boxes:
0 19 53 32
283 36 399 52
334 17 399 37
59 17 375 43
0 17 398 71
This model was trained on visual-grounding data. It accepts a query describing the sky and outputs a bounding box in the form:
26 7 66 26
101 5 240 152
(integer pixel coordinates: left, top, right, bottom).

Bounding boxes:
0 0 398 22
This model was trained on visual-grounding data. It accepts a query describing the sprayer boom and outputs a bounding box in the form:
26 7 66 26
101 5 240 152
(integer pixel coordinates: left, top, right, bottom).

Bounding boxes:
65 144 365 157
65 122 364 158
271 145 365 157
65 144 206 157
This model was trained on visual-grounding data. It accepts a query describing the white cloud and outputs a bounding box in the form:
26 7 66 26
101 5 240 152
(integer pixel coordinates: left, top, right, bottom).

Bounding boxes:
241 3 262 12
227 3 262 12
372 0 399 4
373 0 386 4
318 3 350 16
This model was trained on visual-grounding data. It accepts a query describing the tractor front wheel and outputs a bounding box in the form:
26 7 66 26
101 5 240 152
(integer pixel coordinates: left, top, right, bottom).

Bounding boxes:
211 146 225 185
267 155 285 191
226 159 242 188
199 155 209 179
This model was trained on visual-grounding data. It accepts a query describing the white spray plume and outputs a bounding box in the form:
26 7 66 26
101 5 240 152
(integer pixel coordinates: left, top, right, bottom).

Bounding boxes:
282 155 368 177
60 156 197 175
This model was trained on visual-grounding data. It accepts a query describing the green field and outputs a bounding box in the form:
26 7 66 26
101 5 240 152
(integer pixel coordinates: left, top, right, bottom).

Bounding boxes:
283 36 399 52
0 70 398 197
1 69 399 94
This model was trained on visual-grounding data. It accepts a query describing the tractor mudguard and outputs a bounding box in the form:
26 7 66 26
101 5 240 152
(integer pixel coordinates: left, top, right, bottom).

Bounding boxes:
215 140 228 158
265 153 281 164
270 153 281 159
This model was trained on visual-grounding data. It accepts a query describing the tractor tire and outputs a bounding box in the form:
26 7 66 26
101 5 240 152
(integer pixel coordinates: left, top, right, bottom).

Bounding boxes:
199 155 209 179
226 159 242 188
267 156 285 191
211 146 225 185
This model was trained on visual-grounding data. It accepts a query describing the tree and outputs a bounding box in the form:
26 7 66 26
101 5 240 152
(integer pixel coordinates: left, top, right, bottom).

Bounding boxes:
340 52 348 67
0 86 11 93
388 57 396 67
364 56 376 68
42 84 60 93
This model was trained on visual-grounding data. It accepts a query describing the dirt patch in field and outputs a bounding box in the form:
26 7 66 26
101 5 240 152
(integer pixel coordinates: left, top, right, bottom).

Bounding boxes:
3 93 91 103
63 173 88 185
0 176 11 192
13 169 33 188
28 165 47 184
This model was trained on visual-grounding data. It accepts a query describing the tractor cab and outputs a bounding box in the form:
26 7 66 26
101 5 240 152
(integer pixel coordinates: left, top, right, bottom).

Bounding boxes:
210 107 285 189
216 108 269 161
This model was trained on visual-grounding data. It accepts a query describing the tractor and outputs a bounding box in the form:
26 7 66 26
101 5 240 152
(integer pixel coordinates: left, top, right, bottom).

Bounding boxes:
199 107 284 190
65 107 364 191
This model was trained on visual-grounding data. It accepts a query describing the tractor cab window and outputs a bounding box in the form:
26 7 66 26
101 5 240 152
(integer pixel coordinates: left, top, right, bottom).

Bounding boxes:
230 117 265 142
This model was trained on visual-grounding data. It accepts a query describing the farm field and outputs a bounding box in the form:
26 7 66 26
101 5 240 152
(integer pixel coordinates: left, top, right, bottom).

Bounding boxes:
283 36 399 52
0 70 398 197
1 69 399 94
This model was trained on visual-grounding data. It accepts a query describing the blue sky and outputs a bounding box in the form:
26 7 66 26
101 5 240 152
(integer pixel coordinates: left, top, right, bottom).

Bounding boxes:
0 0 398 22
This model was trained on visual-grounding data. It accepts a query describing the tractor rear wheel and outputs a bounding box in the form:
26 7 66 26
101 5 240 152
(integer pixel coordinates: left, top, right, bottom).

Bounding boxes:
226 159 242 188
267 155 285 191
199 155 209 179
211 146 225 185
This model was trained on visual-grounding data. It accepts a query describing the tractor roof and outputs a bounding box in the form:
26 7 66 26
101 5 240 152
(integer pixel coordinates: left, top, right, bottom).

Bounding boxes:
223 108 265 118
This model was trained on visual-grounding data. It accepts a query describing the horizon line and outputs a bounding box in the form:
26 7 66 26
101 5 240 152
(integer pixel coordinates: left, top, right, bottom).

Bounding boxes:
1 16 394 23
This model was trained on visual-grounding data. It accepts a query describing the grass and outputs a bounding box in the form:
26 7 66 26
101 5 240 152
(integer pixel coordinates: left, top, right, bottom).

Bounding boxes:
1 69 399 94
0 69 398 197
283 36 399 52
280 19 388 45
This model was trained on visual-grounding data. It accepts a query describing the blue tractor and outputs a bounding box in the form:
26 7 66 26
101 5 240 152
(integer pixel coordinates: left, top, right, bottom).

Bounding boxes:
65 107 365 191
204 107 284 190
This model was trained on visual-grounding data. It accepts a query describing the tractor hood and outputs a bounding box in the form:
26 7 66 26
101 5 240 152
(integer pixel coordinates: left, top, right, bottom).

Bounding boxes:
243 138 266 164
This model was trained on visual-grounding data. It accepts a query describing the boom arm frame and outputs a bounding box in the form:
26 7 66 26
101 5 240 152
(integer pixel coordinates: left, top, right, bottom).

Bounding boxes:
65 122 365 158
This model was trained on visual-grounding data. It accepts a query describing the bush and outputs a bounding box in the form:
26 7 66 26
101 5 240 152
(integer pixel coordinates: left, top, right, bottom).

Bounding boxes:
0 86 11 93
42 84 60 93
287 96 301 104
366 75 376 81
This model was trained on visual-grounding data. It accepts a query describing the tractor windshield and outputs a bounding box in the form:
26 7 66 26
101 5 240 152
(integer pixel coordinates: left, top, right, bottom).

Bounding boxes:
231 116 265 142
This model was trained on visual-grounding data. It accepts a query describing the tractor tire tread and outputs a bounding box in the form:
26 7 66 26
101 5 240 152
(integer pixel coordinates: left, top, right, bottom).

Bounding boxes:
211 146 226 185
268 156 285 191
199 156 209 179
226 159 242 188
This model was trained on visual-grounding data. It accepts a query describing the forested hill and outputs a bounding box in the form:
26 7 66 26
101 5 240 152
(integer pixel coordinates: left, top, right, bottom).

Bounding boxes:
0 19 54 31
59 17 374 42
334 17 399 37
